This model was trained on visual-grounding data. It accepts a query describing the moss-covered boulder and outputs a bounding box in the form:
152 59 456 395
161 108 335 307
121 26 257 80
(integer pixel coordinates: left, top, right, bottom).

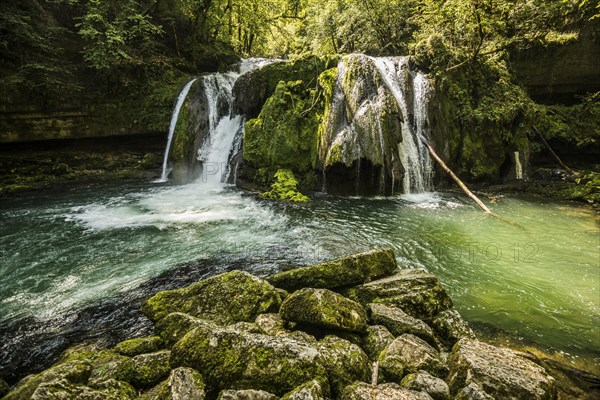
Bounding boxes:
170 325 328 396
29 378 136 400
369 303 437 348
379 334 447 382
0 379 9 398
317 335 372 397
343 269 453 320
139 367 206 400
362 325 395 361
431 310 475 347
142 270 282 325
280 288 368 333
447 339 556 399
260 169 310 202
281 380 327 400
114 336 163 357
155 312 217 347
217 389 278 400
341 382 434 400
453 383 494 400
255 313 287 336
269 248 397 291
116 350 171 389
401 371 450 400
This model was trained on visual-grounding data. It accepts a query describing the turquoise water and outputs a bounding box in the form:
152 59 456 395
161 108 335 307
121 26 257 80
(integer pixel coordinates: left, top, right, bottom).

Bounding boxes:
0 181 598 368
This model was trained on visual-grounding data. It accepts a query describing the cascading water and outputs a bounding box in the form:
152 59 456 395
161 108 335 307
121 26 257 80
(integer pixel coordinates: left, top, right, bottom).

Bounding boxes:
156 79 197 182
370 57 433 193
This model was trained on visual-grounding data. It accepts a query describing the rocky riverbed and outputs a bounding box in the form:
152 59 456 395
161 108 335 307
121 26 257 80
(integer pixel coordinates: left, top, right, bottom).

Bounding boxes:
0 249 594 399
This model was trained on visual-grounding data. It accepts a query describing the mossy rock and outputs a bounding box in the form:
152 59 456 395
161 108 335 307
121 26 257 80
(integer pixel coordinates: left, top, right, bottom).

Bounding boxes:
362 325 395 361
139 367 206 400
170 325 328 396
142 270 283 325
269 248 397 291
0 379 9 398
431 310 476 348
368 303 437 348
155 312 217 347
280 288 368 333
255 313 287 336
317 335 372 397
260 169 310 203
379 334 447 382
281 380 327 400
343 269 453 321
341 382 434 400
217 389 278 400
116 350 171 389
114 336 163 357
401 370 450 400
28 378 136 400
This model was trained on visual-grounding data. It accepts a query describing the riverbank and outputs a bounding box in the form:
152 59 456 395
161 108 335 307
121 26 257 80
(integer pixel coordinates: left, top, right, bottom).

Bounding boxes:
1 249 597 400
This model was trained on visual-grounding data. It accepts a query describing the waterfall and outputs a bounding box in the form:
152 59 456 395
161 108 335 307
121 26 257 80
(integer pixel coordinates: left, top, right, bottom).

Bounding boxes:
370 57 433 193
156 79 197 183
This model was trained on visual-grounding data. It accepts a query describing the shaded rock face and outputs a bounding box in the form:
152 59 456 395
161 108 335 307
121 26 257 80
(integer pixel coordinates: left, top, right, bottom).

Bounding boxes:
344 269 453 320
318 54 434 195
447 339 556 399
379 334 447 382
362 325 395 361
280 288 368 333
341 382 434 400
142 270 283 325
269 248 397 291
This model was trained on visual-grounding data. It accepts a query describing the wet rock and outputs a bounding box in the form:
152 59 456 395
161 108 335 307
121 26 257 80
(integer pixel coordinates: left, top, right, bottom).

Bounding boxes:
317 335 372 396
114 336 163 357
369 303 437 348
362 325 395 361
170 325 328 395
341 382 434 400
401 371 450 400
431 310 475 347
31 378 136 400
343 269 453 320
269 248 397 291
218 389 278 400
380 334 447 382
155 312 217 347
116 350 171 389
255 313 287 336
453 382 494 400
0 379 9 398
280 288 368 333
142 270 282 325
447 339 556 399
281 380 326 400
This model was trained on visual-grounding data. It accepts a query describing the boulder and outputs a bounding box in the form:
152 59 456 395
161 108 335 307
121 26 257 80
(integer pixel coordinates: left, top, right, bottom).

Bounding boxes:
170 326 328 395
369 303 437 348
255 313 287 336
227 322 264 334
218 389 278 400
454 383 494 400
317 335 372 396
114 336 163 357
142 270 282 325
269 249 397 291
155 312 217 347
431 310 475 347
151 367 206 400
379 334 447 382
31 378 136 400
447 339 556 399
280 288 368 333
0 379 9 398
362 325 395 361
281 380 327 400
401 371 450 400
341 382 434 400
343 269 453 320
116 350 171 389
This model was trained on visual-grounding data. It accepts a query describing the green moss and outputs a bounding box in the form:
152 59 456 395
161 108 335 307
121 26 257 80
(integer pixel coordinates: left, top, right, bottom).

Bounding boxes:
260 169 310 203
114 336 163 357
116 350 171 389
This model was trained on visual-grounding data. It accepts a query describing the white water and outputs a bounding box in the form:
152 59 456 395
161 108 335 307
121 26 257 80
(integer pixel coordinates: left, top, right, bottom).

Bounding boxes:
156 79 197 182
370 57 433 193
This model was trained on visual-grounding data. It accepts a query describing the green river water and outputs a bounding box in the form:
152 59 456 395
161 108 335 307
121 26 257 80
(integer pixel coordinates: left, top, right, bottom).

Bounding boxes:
0 180 598 375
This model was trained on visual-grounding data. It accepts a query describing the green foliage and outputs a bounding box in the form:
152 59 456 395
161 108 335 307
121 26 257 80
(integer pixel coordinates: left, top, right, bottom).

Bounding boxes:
260 169 310 202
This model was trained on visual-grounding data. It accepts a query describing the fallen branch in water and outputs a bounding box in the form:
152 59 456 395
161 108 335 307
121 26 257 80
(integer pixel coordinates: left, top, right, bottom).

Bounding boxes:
533 128 577 176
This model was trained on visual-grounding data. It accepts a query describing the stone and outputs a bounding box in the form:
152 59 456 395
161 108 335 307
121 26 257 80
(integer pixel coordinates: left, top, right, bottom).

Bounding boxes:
0 379 9 398
142 270 282 325
165 367 206 400
114 336 163 357
341 382 434 400
343 269 453 320
431 310 475 347
362 325 395 361
155 312 217 347
218 389 278 400
369 303 437 348
447 339 556 399
269 248 397 291
30 378 136 400
454 383 494 400
281 380 327 400
379 334 447 382
280 288 368 333
401 371 450 400
116 350 171 389
317 335 372 396
227 322 264 334
170 325 328 396
255 313 287 336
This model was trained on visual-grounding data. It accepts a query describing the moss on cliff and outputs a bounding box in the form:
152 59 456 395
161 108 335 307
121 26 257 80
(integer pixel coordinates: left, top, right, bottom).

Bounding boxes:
260 169 310 202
